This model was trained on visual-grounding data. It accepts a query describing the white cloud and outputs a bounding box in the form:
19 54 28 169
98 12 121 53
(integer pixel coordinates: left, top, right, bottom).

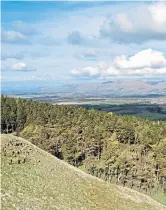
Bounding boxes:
67 31 84 45
12 20 39 35
116 13 133 32
12 62 27 70
1 28 29 44
149 2 166 25
71 49 166 78
1 58 36 72
67 31 98 46
100 2 166 43
71 66 99 76
114 49 166 70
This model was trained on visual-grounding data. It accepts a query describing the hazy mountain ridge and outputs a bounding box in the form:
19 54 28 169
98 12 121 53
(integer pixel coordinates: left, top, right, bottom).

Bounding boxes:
74 80 166 97
2 80 166 97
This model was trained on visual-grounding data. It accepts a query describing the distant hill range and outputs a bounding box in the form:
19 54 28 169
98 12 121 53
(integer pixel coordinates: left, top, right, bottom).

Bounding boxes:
2 80 166 97
72 80 166 97
1 134 166 210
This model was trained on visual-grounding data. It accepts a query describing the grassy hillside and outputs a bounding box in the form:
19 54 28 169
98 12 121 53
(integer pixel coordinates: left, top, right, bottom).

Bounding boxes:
1 134 166 210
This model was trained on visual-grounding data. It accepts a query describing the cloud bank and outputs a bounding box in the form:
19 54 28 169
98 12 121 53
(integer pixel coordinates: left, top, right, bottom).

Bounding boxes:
71 49 166 78
100 2 166 43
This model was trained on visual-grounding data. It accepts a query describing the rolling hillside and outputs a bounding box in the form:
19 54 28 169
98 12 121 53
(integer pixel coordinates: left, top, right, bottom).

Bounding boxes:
1 134 166 210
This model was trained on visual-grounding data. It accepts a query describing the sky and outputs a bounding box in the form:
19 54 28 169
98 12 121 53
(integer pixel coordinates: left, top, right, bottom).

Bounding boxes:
1 1 166 83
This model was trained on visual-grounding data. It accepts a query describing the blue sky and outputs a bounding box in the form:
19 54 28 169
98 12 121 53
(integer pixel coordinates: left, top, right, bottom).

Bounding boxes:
1 1 166 82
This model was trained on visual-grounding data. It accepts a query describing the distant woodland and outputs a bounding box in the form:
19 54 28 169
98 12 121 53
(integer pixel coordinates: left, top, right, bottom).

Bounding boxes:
1 95 166 196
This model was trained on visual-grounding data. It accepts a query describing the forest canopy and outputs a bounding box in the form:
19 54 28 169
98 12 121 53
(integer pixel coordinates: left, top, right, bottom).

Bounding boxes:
1 95 166 197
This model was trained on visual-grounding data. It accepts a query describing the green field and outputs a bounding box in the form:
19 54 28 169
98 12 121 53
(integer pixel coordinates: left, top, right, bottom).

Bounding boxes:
74 103 166 121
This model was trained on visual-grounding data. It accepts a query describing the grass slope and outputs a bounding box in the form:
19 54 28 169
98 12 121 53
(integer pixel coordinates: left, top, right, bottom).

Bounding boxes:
1 134 166 210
